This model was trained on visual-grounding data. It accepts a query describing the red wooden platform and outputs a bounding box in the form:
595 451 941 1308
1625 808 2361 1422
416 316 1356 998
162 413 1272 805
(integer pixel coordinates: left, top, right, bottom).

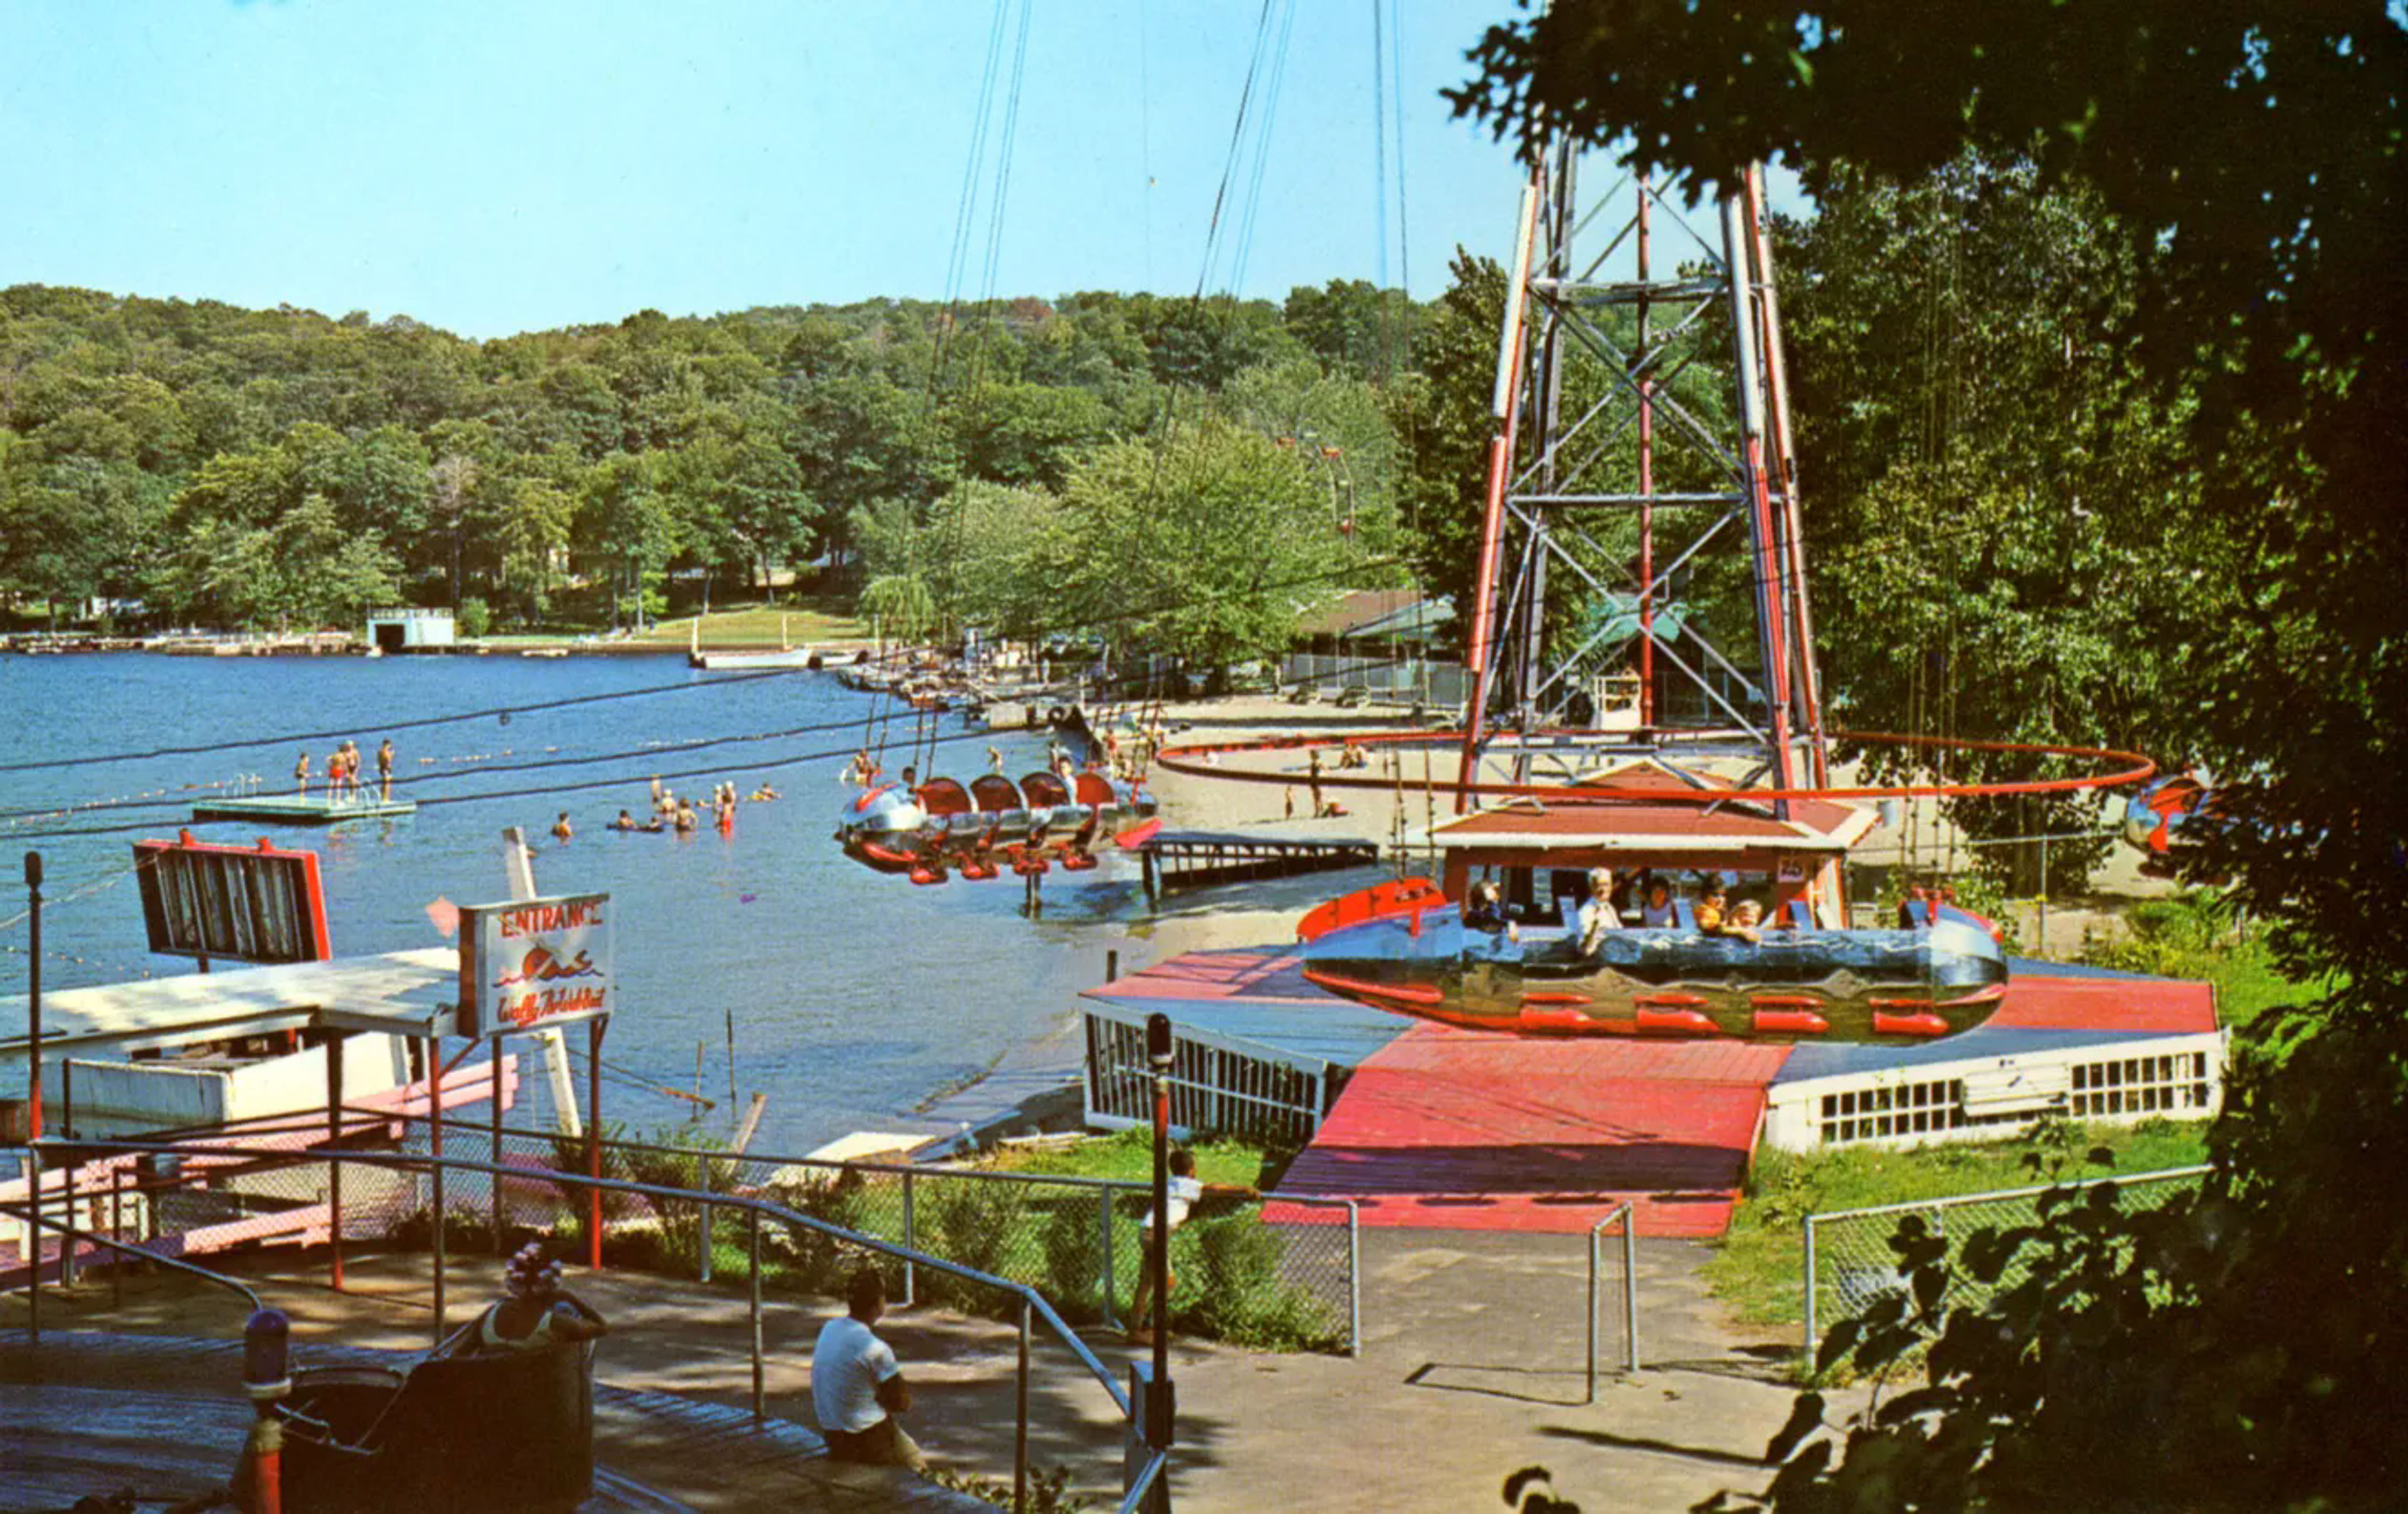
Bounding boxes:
1109 945 2221 1241
1274 1028 1790 1237
1984 970 2217 1033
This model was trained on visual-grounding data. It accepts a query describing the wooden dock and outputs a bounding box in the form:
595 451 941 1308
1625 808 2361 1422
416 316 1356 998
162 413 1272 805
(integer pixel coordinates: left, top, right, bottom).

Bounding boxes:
192 793 417 824
1139 829 1381 900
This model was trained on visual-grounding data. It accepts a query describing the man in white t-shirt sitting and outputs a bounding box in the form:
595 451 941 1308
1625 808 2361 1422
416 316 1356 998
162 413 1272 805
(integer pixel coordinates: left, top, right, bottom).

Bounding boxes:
1126 1150 1258 1345
811 1267 928 1472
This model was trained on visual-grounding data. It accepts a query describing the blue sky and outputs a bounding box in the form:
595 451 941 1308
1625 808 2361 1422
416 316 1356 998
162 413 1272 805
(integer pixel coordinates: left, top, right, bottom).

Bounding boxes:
0 1 1558 339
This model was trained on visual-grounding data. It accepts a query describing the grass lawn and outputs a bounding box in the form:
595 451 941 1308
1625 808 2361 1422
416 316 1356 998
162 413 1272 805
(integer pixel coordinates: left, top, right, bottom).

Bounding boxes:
2079 890 2326 1031
634 600 868 647
980 1125 1291 1192
1704 1117 2213 1337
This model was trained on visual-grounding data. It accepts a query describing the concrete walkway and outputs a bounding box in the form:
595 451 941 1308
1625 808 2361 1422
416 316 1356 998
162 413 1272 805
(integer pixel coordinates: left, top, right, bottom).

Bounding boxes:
3 1229 1836 1511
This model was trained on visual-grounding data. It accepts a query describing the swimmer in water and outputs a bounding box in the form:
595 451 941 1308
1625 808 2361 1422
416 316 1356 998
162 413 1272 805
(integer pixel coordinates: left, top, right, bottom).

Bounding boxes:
610 809 638 831
552 811 573 843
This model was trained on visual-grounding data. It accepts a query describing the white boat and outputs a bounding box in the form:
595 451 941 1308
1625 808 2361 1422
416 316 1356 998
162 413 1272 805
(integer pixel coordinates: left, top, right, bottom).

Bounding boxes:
689 648 821 670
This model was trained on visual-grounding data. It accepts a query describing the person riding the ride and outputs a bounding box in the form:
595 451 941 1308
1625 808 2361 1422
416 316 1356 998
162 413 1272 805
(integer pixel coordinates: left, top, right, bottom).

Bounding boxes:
453 1244 608 1355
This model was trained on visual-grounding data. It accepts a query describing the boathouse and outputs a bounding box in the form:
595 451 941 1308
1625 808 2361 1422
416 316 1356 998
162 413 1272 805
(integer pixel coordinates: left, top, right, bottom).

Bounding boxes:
365 606 455 652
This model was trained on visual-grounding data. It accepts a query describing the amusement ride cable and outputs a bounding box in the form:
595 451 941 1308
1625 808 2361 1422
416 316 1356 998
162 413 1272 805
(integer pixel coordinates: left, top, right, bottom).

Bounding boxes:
931 0 1017 387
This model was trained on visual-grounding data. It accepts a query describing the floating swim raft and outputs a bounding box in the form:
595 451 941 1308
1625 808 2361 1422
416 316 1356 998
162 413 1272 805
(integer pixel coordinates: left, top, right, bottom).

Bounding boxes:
191 794 418 824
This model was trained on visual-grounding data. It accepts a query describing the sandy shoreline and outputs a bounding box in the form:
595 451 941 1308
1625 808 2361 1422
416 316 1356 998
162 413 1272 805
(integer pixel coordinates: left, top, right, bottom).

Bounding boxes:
1089 695 1437 965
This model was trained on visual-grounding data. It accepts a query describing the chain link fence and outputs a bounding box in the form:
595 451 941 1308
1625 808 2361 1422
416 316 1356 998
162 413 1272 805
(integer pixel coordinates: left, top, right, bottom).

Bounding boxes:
10 1112 1359 1356
1800 1165 2212 1352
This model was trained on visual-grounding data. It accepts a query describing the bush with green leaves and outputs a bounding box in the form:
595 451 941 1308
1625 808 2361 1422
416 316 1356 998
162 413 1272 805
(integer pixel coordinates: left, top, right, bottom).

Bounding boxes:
764 1167 882 1299
620 1133 743 1271
912 1178 1032 1312
1718 1006 2408 1510
1039 1197 1107 1320
1172 1212 1342 1352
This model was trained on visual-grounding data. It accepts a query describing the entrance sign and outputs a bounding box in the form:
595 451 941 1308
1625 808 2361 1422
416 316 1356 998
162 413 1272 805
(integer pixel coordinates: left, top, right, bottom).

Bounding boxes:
132 836 332 965
457 893 613 1038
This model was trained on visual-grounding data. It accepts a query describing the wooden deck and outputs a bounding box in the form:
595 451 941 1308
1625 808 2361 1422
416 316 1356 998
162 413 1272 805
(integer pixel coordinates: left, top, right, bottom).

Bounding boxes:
1 1331 992 1511
191 793 418 823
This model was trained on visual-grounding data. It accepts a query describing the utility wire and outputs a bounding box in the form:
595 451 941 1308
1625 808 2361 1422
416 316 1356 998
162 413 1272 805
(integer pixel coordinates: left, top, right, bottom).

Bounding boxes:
0 668 806 775
0 722 1022 844
0 715 882 824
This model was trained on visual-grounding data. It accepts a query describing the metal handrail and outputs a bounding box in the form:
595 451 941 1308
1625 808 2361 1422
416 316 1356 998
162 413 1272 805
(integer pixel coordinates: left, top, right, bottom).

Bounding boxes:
305 1108 1366 1354
366 1108 1161 1194
24 1135 1136 1508
1119 1448 1170 1513
1587 1201 1638 1402
1 1170 266 1344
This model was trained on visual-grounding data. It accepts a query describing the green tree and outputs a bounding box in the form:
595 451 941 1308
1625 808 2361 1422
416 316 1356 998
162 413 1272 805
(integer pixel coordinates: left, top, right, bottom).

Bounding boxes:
1782 150 2210 890
858 572 936 646
1220 357 1408 579
1391 251 1506 619
275 492 401 628
574 453 679 630
1453 6 2408 1509
1052 420 1342 669
1282 278 1417 381
923 477 1066 641
497 476 574 623
954 381 1107 492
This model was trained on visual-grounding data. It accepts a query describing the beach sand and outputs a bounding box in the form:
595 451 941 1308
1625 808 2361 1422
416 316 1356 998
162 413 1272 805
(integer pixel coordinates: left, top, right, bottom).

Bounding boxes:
1083 695 1438 966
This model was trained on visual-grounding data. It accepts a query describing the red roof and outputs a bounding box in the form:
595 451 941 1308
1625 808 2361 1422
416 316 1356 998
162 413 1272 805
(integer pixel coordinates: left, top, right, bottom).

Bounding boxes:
1432 760 1875 856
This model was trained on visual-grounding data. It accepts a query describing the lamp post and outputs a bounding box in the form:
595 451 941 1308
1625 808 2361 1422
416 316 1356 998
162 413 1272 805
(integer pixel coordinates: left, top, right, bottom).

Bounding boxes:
24 851 42 1140
245 1306 292 1514
22 851 41 1324
1146 1011 1175 1449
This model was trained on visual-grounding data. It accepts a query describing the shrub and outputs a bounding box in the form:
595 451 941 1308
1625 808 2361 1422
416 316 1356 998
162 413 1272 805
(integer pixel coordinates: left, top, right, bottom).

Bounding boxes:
914 1178 1030 1312
1175 1212 1341 1351
1040 1199 1106 1320
622 1133 743 1271
456 595 491 638
766 1167 881 1299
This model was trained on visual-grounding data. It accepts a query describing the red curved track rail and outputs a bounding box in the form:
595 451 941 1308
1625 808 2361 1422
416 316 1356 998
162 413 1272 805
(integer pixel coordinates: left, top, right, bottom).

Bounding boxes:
1152 728 2155 806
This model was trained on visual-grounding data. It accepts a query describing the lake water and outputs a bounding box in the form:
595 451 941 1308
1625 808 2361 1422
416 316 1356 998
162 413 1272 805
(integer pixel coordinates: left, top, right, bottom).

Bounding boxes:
0 652 1146 1155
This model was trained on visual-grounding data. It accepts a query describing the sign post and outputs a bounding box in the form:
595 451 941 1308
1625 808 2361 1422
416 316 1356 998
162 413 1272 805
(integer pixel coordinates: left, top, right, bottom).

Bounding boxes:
455 893 614 1040
456 892 615 1269
1146 1012 1175 1449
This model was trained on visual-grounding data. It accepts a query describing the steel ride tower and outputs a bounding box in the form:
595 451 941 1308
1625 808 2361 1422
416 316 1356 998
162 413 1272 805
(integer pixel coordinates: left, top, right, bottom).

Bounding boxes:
1455 147 1829 822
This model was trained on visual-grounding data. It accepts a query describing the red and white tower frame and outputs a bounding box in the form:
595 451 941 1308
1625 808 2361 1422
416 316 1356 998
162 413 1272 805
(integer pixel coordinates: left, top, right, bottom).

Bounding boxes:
1455 147 1829 817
